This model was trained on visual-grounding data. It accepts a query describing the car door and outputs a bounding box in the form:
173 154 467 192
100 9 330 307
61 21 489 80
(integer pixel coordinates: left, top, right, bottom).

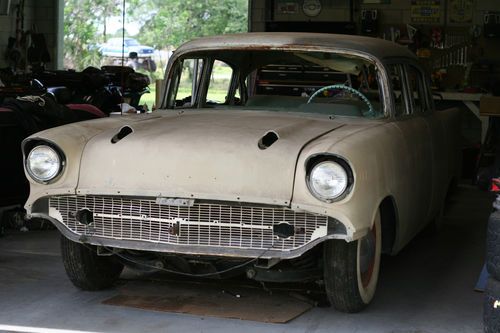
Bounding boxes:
388 62 434 238
406 63 448 218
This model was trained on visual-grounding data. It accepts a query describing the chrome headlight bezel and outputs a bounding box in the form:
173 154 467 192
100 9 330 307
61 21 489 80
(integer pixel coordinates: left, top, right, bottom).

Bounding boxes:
305 155 354 203
25 143 65 184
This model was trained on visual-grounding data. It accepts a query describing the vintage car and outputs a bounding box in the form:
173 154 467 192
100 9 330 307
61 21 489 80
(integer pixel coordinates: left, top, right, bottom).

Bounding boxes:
23 33 460 313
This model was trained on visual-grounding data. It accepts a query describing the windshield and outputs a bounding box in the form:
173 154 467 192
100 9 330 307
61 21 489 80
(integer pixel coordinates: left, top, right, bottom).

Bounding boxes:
125 39 140 46
167 49 385 119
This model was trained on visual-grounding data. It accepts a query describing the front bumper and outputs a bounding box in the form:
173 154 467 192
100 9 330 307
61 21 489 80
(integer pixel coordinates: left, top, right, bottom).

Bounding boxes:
33 195 347 259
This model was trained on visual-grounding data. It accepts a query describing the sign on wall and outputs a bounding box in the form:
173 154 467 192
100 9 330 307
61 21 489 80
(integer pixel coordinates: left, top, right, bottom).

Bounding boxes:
411 0 441 24
302 0 322 17
277 1 299 15
449 0 474 24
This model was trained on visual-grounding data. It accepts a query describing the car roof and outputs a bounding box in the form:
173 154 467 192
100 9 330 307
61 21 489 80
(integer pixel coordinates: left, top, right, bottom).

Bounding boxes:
108 37 135 42
175 32 416 61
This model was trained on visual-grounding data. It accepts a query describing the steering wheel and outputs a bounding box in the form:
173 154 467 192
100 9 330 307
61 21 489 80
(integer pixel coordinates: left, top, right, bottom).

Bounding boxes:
307 84 374 117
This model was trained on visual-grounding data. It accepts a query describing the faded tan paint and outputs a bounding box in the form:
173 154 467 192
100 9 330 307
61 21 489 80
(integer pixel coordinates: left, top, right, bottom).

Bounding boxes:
23 33 461 256
24 109 459 252
76 111 344 205
24 115 151 212
291 109 461 252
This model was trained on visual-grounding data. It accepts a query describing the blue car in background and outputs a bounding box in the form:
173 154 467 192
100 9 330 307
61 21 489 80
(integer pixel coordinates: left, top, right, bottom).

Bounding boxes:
99 38 155 58
99 37 157 72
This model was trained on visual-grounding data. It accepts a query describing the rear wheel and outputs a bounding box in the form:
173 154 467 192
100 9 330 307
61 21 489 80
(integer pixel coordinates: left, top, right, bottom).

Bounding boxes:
324 210 382 312
60 235 123 290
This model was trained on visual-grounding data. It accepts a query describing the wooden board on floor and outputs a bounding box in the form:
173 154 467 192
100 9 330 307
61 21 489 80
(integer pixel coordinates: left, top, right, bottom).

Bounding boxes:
103 280 313 323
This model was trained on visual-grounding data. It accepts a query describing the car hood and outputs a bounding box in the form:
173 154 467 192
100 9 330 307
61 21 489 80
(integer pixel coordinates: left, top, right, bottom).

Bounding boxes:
76 110 344 205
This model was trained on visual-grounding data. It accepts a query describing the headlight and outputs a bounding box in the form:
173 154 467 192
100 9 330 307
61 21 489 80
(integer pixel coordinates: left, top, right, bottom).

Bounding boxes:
26 145 62 183
308 160 350 201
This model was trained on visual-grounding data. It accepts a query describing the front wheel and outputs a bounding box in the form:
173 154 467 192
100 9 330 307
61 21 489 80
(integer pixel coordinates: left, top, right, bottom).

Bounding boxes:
323 210 382 312
60 235 124 290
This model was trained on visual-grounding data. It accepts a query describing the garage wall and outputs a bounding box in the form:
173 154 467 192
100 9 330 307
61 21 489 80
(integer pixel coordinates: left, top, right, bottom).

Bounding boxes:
250 0 500 32
0 0 59 70
358 0 498 26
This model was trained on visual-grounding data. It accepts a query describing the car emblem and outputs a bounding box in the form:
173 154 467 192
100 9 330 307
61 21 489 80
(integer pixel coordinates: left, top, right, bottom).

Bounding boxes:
156 197 195 207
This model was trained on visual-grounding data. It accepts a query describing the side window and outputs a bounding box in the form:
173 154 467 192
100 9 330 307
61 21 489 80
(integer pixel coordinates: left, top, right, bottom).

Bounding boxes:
387 64 406 117
173 58 204 108
406 65 427 114
235 85 241 100
206 60 233 104
358 64 383 114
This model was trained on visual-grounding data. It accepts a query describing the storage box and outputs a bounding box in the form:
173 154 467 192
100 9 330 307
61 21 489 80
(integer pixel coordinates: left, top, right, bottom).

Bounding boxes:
480 96 500 116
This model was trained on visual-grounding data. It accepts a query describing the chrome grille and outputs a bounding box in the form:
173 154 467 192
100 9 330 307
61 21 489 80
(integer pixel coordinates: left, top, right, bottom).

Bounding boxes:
49 195 328 251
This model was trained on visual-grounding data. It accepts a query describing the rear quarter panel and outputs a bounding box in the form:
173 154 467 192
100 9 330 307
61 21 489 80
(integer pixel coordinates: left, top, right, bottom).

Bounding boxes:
430 107 462 211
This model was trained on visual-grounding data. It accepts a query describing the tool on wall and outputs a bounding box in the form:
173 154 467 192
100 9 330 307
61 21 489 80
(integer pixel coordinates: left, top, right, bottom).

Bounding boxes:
27 25 51 71
4 0 25 71
407 24 418 42
484 12 500 38
361 9 378 35
434 45 469 69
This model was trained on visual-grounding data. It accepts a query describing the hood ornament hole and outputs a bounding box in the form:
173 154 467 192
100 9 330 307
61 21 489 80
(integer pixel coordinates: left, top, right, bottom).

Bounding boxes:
258 131 279 150
111 126 133 144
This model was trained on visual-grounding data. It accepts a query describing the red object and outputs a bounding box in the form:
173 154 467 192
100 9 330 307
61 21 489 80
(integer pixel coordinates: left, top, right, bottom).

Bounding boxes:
463 87 481 94
431 28 442 47
491 178 500 192
66 104 106 118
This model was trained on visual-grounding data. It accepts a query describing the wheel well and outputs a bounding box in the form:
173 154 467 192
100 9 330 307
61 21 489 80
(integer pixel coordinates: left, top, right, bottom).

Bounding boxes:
379 196 398 254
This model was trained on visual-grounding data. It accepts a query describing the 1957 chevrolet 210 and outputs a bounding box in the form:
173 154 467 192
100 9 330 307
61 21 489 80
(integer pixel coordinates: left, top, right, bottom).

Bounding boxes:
23 33 460 312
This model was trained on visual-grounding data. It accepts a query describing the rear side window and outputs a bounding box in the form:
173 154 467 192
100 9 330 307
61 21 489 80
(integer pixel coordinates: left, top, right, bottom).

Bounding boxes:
406 65 427 114
387 64 406 117
206 60 233 104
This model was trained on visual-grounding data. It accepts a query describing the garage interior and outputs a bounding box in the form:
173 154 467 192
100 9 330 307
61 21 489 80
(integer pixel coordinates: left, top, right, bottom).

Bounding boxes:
1 0 500 332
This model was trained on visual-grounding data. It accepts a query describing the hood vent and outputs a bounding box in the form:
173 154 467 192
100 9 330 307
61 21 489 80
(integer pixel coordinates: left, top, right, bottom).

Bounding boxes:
258 131 279 150
111 126 133 144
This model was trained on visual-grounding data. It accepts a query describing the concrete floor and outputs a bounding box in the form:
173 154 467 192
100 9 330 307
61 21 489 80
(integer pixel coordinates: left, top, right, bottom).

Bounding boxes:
0 184 491 333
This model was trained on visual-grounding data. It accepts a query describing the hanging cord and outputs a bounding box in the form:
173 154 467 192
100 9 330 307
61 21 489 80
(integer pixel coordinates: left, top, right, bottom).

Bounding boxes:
120 0 125 68
81 239 273 278
120 0 126 113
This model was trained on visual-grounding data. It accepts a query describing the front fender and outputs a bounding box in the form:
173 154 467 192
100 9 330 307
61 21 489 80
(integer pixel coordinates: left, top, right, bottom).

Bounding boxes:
23 117 138 215
291 122 404 242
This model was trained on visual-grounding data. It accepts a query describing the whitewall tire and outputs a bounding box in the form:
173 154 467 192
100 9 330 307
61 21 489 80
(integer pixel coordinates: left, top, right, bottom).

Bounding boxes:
324 210 382 312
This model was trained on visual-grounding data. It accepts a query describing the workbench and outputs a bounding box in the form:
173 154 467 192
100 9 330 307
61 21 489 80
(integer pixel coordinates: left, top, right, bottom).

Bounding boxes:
435 92 488 143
